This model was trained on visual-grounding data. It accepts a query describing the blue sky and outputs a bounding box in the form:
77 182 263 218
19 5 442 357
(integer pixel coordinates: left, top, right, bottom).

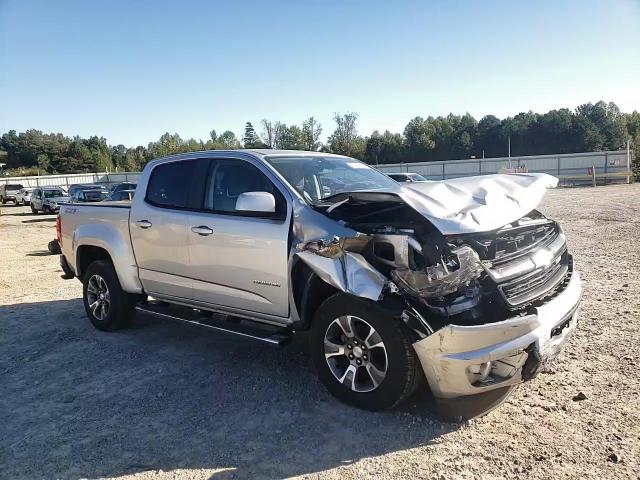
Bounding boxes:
1 0 639 147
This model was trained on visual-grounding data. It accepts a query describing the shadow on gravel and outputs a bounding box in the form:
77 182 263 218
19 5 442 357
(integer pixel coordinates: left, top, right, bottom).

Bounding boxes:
26 250 55 256
1 299 457 480
1 211 35 216
21 217 56 223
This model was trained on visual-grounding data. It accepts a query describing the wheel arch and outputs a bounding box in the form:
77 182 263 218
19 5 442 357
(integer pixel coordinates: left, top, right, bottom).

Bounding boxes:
76 245 113 280
73 224 143 294
290 259 341 329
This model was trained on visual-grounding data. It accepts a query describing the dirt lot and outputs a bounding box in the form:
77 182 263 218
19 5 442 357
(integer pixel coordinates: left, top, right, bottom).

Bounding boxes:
1 184 639 479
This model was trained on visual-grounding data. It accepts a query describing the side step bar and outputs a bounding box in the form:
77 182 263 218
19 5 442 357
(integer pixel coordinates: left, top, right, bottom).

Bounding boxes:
135 301 291 346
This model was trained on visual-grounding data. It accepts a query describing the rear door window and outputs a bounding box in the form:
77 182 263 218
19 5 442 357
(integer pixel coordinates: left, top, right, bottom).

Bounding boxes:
146 160 197 209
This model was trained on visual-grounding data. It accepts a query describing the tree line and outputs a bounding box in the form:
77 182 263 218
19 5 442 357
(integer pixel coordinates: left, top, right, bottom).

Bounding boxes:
1 101 638 177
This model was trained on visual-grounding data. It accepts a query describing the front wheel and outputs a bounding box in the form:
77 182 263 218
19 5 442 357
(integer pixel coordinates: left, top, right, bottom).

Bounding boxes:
30 204 37 214
310 293 423 411
82 260 136 331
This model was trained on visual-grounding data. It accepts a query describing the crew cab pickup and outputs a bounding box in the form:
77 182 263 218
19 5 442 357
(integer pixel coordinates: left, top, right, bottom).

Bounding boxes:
58 150 582 419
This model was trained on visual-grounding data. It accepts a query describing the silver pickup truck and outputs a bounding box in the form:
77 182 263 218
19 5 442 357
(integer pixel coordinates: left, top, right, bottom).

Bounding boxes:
58 150 582 419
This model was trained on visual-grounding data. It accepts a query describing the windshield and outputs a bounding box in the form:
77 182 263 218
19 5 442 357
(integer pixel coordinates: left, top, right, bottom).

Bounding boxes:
388 174 407 181
409 174 427 182
43 189 64 198
85 190 108 201
6 184 23 190
265 156 398 203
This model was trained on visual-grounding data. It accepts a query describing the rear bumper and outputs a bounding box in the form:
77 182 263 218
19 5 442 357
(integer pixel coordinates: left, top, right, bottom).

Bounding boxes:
413 270 582 420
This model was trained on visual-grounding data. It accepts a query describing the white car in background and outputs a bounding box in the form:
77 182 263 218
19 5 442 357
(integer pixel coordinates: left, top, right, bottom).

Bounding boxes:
30 187 70 214
15 187 34 206
387 172 430 183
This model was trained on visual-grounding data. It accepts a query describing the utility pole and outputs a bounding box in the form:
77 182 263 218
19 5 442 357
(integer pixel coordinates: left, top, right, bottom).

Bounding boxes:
508 135 512 168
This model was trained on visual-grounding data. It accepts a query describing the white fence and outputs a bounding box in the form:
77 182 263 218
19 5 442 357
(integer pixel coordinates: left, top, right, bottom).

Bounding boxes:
0 171 142 190
0 150 634 189
374 150 634 184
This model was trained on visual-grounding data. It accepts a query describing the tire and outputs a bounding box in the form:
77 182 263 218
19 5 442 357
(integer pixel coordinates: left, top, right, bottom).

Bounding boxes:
310 293 423 411
43 205 50 214
31 204 38 214
82 260 136 331
1 197 5 204
47 239 61 255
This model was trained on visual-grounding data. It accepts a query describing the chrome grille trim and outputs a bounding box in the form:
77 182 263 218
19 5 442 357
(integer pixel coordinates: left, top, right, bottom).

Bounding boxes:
498 253 570 307
478 220 571 309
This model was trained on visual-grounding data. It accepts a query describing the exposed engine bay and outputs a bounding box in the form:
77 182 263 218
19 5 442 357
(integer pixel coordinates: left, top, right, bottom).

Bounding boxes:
296 190 573 336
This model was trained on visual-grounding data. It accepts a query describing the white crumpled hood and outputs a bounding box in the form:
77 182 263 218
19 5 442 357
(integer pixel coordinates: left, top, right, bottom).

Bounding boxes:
398 173 558 235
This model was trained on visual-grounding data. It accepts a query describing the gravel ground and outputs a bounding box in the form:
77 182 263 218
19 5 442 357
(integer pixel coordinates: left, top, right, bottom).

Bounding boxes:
1 184 639 479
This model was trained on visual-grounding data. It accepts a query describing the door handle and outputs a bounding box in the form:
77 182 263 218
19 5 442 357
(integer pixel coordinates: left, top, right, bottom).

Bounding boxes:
135 220 152 229
191 225 214 236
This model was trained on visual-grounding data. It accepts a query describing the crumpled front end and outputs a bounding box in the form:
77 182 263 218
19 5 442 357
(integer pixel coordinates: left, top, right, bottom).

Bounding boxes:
292 177 580 419
413 268 581 419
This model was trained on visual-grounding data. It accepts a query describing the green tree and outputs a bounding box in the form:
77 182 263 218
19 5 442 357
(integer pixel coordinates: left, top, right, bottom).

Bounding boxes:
217 130 241 149
302 116 322 151
403 117 435 162
327 112 365 158
243 122 263 148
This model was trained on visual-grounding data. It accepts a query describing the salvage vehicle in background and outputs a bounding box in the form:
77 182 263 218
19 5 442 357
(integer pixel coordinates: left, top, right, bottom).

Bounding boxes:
58 150 581 420
387 172 429 183
15 187 34 205
104 189 135 202
109 182 137 194
0 183 24 204
31 187 69 214
67 184 106 197
69 187 109 203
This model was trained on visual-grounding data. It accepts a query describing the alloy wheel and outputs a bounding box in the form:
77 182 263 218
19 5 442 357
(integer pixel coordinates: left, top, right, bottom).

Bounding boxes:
86 274 111 321
323 315 388 393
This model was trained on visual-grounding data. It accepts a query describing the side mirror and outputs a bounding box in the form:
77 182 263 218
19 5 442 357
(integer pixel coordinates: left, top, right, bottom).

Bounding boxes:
235 191 276 213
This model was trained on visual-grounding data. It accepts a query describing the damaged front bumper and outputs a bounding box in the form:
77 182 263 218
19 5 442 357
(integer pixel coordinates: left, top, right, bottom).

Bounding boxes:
413 269 582 420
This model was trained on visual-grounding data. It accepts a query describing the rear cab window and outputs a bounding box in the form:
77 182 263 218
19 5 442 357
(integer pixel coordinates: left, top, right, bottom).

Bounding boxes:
145 160 199 209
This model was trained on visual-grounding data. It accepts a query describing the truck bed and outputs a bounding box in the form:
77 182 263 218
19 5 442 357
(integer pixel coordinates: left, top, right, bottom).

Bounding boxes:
59 202 141 293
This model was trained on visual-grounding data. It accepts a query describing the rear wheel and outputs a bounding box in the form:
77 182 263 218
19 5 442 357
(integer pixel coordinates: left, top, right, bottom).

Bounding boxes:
82 260 136 331
31 204 38 213
1 196 6 204
311 293 423 411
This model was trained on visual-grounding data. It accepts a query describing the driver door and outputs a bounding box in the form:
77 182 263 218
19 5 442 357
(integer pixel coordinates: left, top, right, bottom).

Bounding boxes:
188 158 291 318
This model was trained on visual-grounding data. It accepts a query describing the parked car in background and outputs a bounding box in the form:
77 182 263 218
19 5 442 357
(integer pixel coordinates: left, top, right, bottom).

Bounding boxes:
0 183 24 204
109 182 137 194
69 187 109 203
15 187 34 205
58 150 581 420
67 184 106 197
104 189 135 202
387 173 429 183
31 187 70 214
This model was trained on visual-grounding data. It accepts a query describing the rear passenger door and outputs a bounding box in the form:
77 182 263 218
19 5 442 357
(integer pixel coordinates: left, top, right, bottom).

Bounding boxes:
187 158 291 318
130 159 206 300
